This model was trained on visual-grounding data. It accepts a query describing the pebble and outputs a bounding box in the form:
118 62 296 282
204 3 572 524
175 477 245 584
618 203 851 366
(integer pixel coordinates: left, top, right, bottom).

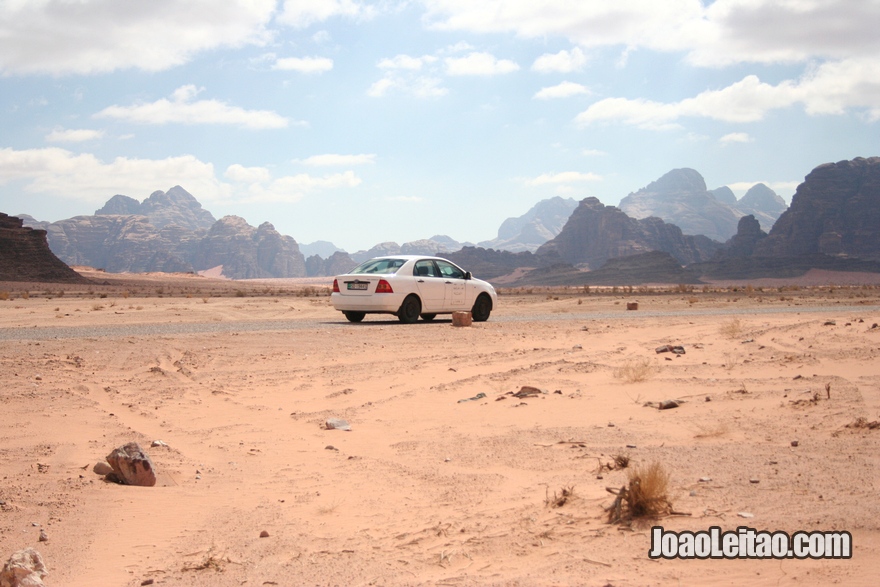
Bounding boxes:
749 478 760 484
738 512 755 519
150 440 168 448
38 529 48 542
260 530 270 538
791 440 799 447
699 477 712 483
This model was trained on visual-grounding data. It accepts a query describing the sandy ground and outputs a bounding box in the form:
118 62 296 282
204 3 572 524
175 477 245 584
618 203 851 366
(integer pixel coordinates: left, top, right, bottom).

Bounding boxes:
1 272 879 586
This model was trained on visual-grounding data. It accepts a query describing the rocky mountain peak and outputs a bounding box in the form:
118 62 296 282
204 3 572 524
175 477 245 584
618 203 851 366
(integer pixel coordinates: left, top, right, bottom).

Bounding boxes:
645 168 707 194
95 194 141 215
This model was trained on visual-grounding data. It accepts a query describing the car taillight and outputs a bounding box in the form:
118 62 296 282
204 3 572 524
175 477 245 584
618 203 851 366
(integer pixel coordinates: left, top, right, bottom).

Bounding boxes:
332 279 339 293
375 279 393 293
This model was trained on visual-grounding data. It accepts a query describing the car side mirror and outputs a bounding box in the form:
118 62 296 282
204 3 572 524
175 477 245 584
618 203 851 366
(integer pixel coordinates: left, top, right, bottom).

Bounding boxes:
464 271 472 280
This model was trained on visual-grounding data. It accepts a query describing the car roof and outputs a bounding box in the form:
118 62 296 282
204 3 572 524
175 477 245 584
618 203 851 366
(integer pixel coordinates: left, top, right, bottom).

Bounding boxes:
367 255 452 261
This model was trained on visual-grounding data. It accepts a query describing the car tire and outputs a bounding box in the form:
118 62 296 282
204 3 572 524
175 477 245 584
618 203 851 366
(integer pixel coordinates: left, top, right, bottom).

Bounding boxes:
471 293 492 322
420 313 437 322
343 311 366 323
397 295 421 324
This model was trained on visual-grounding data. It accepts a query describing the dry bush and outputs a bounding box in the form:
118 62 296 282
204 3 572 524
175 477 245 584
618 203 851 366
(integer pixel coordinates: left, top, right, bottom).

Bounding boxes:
606 462 672 524
694 421 730 439
614 357 654 383
545 485 576 508
0 291 8 301
718 317 744 339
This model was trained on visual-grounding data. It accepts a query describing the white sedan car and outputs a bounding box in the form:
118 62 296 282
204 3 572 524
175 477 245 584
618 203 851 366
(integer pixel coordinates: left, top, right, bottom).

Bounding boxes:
331 255 497 323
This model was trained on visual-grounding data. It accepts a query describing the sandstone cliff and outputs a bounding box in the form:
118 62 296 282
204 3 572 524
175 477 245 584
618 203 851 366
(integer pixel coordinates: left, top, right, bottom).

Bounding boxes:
478 196 578 253
194 217 306 279
753 157 880 261
0 213 90 283
536 197 720 269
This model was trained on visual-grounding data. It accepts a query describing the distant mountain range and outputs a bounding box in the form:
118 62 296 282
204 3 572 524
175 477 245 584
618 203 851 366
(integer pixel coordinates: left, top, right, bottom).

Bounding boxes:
9 157 880 285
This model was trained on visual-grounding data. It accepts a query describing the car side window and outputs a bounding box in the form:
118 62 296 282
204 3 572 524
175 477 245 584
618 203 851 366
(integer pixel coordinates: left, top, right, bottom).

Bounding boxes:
414 260 439 278
436 260 465 279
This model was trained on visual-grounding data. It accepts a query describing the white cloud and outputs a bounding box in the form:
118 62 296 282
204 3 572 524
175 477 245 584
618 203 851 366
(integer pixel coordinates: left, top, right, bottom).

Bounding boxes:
527 171 602 186
0 147 362 207
576 60 880 129
377 54 437 70
276 0 375 28
445 52 520 76
224 164 271 184
273 56 334 74
534 81 590 99
45 128 105 143
368 74 448 98
0 147 229 203
720 132 752 144
300 154 377 166
94 85 292 130
0 0 275 75
532 47 587 73
422 1 880 67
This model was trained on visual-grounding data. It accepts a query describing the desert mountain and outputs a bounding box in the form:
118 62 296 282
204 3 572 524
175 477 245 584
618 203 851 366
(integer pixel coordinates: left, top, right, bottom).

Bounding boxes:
22 186 307 279
752 157 880 261
0 213 90 283
478 196 578 253
619 169 787 240
535 196 721 270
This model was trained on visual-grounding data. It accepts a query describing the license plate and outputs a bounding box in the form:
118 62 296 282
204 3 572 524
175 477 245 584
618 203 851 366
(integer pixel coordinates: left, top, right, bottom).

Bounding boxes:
347 282 368 291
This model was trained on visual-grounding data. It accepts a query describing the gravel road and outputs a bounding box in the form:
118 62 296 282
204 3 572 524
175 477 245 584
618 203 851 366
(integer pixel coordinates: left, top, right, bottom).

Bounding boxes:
2 304 877 341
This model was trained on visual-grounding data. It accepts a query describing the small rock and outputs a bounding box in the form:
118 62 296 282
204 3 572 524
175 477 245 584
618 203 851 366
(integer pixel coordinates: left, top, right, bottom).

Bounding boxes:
626 302 639 311
749 478 760 484
141 580 155 586
0 548 48 587
699 477 712 483
824 320 836 326
791 440 799 447
451 311 472 327
738 512 755 519
658 400 680 410
325 445 338 451
260 530 270 538
626 444 637 449
38 529 48 542
572 344 583 350
93 462 113 476
689 490 697 497
150 440 168 448
325 418 351 431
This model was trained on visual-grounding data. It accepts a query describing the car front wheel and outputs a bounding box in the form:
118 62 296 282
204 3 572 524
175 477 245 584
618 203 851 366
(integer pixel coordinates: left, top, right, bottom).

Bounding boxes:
471 294 492 322
343 311 366 323
397 295 421 324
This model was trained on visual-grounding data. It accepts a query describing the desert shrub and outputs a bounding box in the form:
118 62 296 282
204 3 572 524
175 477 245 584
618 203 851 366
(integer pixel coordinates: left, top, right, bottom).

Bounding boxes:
718 317 743 339
614 357 654 383
606 462 672 523
0 291 8 301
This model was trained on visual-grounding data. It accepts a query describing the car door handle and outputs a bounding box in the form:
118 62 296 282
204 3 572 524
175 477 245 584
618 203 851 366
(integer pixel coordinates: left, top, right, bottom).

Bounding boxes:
417 279 425 283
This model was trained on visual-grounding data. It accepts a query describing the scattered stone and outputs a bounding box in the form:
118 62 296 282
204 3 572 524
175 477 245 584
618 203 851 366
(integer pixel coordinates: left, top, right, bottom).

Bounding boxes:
451 311 472 327
457 392 487 403
655 345 685 354
626 302 639 311
325 445 338 451
0 548 47 587
512 386 545 398
658 400 681 410
150 440 168 448
105 442 157 487
93 462 113 476
325 418 351 431
824 320 836 326
141 580 154 586
698 477 712 483
259 530 270 538
738 512 755 519
741 338 754 343
38 530 47 543
791 440 799 447
572 344 583 350
626 444 637 449
749 478 760 484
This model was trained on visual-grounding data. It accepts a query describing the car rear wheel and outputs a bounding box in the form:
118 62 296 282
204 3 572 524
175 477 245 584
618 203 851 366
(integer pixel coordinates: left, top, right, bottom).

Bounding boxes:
397 295 421 324
420 313 436 322
471 293 492 322
343 311 366 323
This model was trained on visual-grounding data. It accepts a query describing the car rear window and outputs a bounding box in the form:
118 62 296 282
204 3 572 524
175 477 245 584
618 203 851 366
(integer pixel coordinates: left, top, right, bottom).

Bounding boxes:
350 258 405 275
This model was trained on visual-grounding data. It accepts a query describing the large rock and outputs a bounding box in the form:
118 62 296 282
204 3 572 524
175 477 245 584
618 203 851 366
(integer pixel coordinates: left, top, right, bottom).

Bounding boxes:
0 548 47 587
105 442 157 487
306 251 357 277
716 215 767 259
536 197 720 270
96 185 215 231
619 169 742 241
754 157 880 261
0 213 90 283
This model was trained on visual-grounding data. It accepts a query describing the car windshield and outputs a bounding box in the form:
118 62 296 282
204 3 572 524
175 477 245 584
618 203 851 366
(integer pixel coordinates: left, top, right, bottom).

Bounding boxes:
349 258 406 275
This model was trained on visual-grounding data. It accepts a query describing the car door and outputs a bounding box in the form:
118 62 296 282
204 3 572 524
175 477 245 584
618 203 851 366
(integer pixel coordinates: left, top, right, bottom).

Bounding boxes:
435 260 469 311
412 259 445 312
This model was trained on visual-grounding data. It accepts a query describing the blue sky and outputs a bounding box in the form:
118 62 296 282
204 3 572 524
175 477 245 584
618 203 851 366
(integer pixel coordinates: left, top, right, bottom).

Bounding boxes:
1 0 878 252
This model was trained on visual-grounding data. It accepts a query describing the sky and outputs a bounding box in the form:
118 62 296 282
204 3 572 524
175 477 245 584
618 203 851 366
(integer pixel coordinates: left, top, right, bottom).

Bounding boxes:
1 0 878 253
